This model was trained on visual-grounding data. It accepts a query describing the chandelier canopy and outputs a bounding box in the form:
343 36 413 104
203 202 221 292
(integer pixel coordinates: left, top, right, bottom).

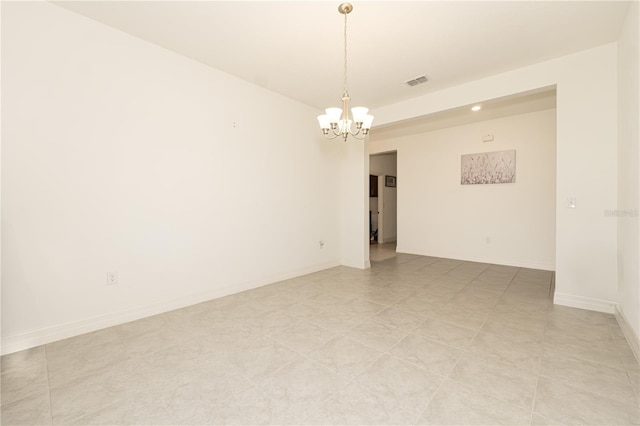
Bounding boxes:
317 3 374 141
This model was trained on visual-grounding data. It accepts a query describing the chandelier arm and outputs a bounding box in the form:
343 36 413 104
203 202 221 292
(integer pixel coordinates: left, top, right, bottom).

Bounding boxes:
348 129 366 140
323 130 341 140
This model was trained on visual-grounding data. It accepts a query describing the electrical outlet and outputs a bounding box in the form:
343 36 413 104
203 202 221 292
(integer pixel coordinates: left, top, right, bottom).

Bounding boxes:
319 240 325 249
107 272 118 285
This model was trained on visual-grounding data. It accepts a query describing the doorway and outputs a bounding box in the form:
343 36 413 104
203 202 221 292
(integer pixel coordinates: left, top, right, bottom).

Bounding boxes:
369 152 398 259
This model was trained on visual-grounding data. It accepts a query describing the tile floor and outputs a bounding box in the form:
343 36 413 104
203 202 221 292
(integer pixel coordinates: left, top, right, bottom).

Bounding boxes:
369 242 398 262
2 253 639 425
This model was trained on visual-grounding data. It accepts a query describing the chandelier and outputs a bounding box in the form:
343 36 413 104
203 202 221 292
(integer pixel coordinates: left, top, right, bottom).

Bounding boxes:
317 3 374 141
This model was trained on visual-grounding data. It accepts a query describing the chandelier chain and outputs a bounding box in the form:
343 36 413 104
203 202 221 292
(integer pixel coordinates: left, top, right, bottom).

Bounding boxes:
343 10 348 94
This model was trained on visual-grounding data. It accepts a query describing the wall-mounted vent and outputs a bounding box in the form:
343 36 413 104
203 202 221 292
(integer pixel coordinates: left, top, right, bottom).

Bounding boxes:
405 75 429 87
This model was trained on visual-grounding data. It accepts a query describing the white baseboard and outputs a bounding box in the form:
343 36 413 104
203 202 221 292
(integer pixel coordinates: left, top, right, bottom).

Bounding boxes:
1 260 340 355
553 292 617 314
614 305 640 364
341 257 371 270
395 246 555 271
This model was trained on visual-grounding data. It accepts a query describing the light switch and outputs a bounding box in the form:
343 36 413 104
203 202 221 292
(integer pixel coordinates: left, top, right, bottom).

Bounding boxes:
567 197 577 209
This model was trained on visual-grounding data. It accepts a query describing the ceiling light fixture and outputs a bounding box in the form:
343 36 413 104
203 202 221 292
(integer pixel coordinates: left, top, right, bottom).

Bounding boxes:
471 105 482 112
317 3 374 141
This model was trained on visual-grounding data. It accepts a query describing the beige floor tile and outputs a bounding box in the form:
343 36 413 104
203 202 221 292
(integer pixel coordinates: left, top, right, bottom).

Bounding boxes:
119 323 194 358
371 306 425 331
421 379 531 425
255 292 301 310
243 308 303 336
1 346 46 375
280 300 327 320
303 381 416 425
452 289 501 306
492 300 549 318
629 370 640 395
543 332 639 371
408 284 458 298
130 338 208 382
413 318 477 349
270 320 337 354
539 350 639 406
530 413 563 425
493 296 551 313
45 328 121 358
467 331 542 375
330 298 387 317
345 319 410 351
258 357 350 421
545 320 616 342
218 298 278 322
481 317 545 341
488 306 548 326
205 291 255 310
68 392 173 425
393 296 443 316
390 333 463 376
163 306 234 335
307 336 384 379
355 354 445 416
429 260 463 271
275 286 324 304
49 360 146 424
229 336 299 382
449 351 538 409
1 362 50 406
428 305 490 330
0 391 52 426
359 286 413 305
204 386 300 425
306 291 356 309
113 314 168 340
546 305 613 327
534 378 640 425
306 308 367 333
386 280 423 294
197 321 263 350
47 339 131 389
155 363 253 423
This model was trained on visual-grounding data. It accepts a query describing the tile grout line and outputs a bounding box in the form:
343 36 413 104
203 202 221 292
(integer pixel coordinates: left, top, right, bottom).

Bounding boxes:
44 345 54 426
528 354 544 425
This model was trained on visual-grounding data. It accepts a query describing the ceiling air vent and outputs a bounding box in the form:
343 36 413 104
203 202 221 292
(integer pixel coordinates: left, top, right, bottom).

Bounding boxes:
405 75 429 87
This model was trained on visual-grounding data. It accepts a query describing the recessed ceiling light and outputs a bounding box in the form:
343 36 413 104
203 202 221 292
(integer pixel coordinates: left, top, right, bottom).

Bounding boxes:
471 105 482 112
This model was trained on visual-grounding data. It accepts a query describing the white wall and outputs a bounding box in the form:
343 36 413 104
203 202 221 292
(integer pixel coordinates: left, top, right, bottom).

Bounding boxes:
1 2 343 354
617 1 640 344
369 153 397 242
340 142 369 269
371 109 556 270
374 43 618 313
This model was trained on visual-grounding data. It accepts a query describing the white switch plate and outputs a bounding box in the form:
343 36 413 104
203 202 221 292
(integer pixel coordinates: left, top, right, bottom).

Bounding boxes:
107 272 118 285
567 197 577 209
